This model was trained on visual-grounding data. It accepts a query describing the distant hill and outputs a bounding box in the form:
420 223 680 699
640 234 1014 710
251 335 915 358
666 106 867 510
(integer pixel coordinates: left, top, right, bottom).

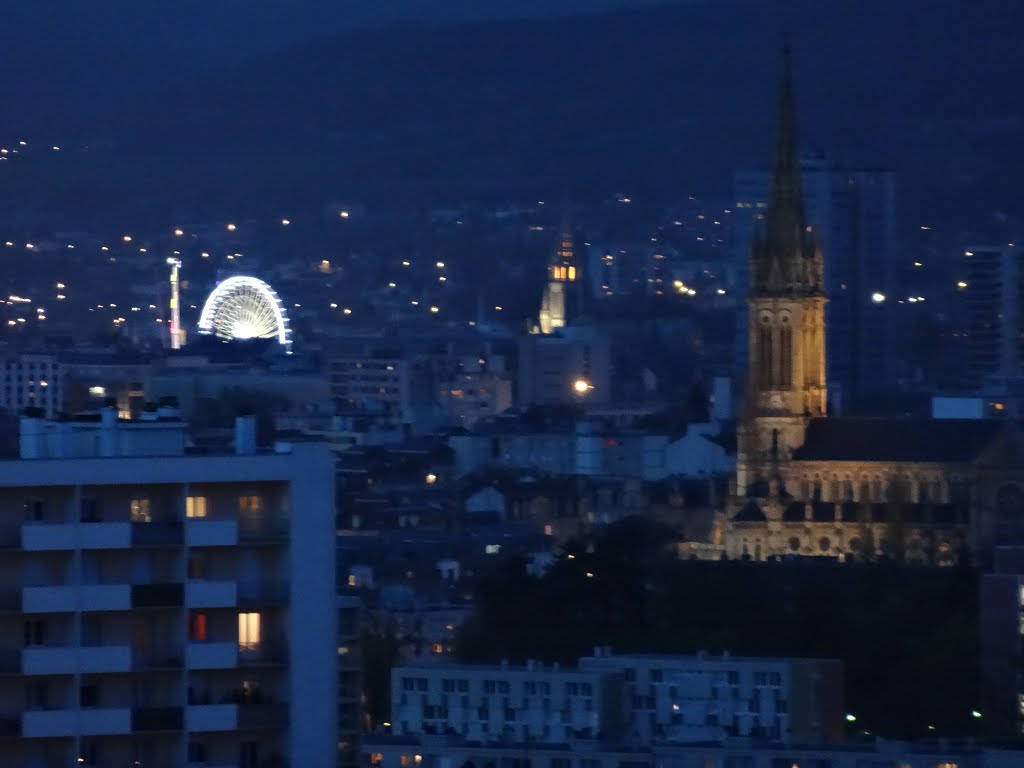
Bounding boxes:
3 0 1023 224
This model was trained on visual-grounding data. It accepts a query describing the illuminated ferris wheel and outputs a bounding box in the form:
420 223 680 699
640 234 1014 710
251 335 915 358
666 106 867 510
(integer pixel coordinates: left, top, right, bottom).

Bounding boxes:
197 275 292 351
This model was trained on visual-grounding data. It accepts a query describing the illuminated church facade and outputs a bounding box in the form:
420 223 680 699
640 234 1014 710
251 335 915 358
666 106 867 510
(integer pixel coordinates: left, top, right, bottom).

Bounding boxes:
718 50 1024 565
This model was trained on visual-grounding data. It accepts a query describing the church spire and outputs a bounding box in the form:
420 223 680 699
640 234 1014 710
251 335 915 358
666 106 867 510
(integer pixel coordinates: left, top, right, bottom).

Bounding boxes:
751 43 823 297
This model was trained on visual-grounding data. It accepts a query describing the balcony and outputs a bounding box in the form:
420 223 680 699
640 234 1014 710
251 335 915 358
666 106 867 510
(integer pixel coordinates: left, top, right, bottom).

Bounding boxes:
23 644 132 675
23 584 130 613
185 703 237 732
185 519 238 548
238 641 287 668
238 519 289 544
131 705 183 731
185 579 237 609
238 702 288 730
23 707 131 737
131 583 184 608
131 522 183 547
186 641 238 670
22 521 132 550
133 647 183 670
237 581 289 607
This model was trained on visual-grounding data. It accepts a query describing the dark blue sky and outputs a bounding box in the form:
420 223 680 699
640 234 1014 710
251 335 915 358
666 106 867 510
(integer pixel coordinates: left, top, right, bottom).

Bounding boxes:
4 0 715 63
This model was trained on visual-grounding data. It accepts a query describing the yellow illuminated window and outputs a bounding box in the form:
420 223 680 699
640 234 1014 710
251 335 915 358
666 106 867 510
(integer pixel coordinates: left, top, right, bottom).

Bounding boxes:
568 266 576 281
544 524 554 536
239 495 263 513
238 612 261 651
186 496 207 519
347 574 357 587
130 498 151 523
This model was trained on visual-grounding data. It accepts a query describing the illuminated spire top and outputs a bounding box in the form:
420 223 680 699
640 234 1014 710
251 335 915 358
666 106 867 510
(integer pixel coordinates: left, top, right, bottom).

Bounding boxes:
751 43 823 296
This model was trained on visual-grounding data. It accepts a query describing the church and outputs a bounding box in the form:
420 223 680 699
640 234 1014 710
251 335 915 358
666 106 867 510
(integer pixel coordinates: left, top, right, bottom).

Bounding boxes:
717 49 1024 565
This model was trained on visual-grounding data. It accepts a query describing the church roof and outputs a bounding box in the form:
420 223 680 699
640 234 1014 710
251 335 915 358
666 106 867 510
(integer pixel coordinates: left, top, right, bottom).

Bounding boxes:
733 500 767 522
792 418 1007 463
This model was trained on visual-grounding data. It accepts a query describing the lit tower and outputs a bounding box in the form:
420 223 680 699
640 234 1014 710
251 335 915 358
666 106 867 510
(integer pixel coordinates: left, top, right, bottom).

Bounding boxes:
538 201 578 334
167 257 185 350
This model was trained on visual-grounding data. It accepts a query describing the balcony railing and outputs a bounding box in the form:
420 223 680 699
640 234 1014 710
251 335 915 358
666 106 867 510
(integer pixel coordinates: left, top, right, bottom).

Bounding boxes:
238 519 289 543
0 650 19 673
133 647 183 670
238 639 288 667
237 581 289 606
0 589 21 611
237 703 288 730
131 706 183 731
131 583 184 608
131 522 183 547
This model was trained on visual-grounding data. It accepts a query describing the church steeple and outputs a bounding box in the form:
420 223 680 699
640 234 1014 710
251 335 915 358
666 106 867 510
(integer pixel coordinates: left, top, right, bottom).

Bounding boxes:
538 195 578 334
752 45 823 298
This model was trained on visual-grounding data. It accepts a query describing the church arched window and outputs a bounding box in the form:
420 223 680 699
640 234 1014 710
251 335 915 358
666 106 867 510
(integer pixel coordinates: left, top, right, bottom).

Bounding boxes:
758 315 773 389
779 317 792 388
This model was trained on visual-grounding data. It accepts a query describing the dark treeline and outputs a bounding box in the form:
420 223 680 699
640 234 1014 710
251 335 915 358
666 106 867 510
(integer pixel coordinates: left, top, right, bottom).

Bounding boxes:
456 517 979 739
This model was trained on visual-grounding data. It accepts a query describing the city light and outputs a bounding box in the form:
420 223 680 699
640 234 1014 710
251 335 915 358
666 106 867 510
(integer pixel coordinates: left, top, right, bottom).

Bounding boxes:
226 223 236 231
871 292 886 303
343 308 352 315
429 306 439 313
425 473 437 485
957 281 968 289
174 228 184 236
339 211 349 218
281 219 290 226
846 714 857 723
573 378 591 395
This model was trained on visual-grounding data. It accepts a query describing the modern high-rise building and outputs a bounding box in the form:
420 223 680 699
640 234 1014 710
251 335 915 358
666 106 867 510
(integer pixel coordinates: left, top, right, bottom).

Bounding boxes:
961 245 1023 389
0 408 337 768
733 154 897 408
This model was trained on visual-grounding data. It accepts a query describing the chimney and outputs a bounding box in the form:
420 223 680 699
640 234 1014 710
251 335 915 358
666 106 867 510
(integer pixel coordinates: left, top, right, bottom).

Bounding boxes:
100 405 118 457
235 414 257 455
19 408 46 459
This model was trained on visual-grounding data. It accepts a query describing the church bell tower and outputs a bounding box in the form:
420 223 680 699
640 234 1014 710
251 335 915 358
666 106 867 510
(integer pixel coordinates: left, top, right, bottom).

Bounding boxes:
538 200 578 335
737 45 826 493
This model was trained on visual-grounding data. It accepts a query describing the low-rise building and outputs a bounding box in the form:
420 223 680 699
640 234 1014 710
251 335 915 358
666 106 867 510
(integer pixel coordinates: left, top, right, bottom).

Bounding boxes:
390 660 627 746
579 649 844 746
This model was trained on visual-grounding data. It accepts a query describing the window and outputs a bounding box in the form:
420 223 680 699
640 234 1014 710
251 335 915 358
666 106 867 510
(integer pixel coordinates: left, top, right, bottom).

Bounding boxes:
239 495 263 514
130 498 151 523
25 681 48 710
80 496 99 522
189 613 208 642
186 495 208 519
23 497 44 521
238 612 261 651
188 553 207 580
23 619 44 647
80 684 99 708
240 741 259 768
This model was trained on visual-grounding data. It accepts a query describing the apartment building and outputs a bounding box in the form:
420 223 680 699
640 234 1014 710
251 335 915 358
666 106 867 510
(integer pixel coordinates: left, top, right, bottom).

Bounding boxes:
390 660 627 746
0 354 63 419
0 408 336 768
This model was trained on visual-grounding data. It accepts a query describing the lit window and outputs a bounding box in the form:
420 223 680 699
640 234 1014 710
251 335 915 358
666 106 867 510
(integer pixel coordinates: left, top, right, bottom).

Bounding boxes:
347 574 357 587
130 498 151 523
186 496 207 519
485 544 501 555
238 612 261 651
189 613 208 642
567 266 576 281
544 524 553 536
239 495 263 514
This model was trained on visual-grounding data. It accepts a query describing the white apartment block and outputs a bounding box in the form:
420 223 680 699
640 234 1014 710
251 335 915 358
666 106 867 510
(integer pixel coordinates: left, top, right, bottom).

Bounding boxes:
579 650 844 746
0 354 63 419
0 408 336 768
391 660 626 746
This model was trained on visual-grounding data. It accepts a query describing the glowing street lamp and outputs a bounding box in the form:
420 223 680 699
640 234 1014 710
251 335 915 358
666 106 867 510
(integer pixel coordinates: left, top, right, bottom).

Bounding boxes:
573 378 592 395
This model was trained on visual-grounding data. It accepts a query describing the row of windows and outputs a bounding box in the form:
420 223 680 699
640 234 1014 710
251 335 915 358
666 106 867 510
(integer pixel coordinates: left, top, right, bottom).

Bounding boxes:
22 493 261 522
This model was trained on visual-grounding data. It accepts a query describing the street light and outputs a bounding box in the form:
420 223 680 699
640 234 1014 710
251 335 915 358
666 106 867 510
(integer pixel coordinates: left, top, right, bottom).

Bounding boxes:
573 378 591 395
845 714 857 723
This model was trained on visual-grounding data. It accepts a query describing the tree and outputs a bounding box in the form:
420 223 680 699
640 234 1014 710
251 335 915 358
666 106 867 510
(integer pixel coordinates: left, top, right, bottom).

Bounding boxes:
360 624 402 729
